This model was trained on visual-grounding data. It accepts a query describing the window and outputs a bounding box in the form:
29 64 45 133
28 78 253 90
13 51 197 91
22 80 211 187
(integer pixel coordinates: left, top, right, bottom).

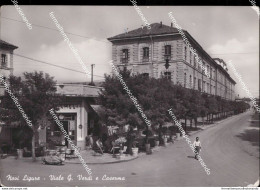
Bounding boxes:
203 81 205 92
194 57 197 68
143 47 149 61
165 45 171 55
164 72 171 80
122 49 129 63
207 65 209 76
207 83 209 93
194 77 196 89
202 62 206 74
1 54 7 67
198 79 201 91
210 84 212 94
190 51 192 65
198 57 202 72
189 75 192 88
164 45 171 61
210 67 212 78
184 73 187 87
184 46 187 61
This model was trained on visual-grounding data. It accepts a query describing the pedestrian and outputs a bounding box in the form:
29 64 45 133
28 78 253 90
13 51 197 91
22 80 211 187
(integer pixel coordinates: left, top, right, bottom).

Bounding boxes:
193 137 201 160
95 137 104 154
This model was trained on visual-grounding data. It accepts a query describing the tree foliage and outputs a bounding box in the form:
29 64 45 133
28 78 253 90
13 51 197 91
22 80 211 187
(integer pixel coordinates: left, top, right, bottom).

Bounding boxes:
98 69 250 133
0 71 64 160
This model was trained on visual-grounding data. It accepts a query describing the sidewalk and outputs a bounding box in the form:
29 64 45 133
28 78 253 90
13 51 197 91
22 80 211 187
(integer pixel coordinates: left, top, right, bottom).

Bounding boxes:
4 113 246 165
64 149 139 164
186 112 245 137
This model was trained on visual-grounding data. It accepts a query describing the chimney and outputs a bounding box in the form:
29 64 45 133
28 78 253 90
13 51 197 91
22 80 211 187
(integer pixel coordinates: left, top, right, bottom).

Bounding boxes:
171 22 173 27
160 21 162 27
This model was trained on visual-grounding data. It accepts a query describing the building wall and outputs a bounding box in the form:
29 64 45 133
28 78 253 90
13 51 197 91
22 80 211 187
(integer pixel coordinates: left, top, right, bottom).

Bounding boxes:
56 99 89 150
110 35 236 100
0 48 15 96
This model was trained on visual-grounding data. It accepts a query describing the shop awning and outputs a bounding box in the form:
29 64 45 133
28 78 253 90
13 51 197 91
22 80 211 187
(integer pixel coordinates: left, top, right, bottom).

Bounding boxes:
90 105 104 117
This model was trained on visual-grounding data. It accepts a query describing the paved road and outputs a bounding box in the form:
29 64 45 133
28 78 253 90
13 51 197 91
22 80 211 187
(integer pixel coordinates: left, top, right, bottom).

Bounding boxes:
0 110 259 187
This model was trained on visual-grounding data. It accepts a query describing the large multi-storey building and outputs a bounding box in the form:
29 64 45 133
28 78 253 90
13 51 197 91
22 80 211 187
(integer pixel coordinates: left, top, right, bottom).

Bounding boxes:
0 40 18 96
107 22 236 100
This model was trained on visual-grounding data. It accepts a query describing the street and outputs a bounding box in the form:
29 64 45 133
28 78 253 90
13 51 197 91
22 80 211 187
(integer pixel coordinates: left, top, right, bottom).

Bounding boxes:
0 110 259 187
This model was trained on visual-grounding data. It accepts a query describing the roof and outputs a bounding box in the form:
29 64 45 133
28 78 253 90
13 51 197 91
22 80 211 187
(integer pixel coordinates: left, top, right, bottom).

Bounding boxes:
107 23 180 41
0 40 18 50
213 58 236 84
55 84 103 97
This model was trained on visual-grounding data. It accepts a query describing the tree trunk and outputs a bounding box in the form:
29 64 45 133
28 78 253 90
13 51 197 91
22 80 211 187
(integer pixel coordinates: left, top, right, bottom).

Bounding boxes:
202 116 204 126
32 134 36 161
190 119 192 128
195 117 198 128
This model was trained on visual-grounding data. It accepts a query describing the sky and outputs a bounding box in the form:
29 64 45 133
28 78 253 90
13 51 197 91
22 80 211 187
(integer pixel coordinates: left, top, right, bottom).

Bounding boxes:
0 6 259 98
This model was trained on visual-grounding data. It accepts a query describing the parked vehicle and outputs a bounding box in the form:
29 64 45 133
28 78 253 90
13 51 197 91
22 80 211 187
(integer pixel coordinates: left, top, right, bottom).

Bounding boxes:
42 150 64 165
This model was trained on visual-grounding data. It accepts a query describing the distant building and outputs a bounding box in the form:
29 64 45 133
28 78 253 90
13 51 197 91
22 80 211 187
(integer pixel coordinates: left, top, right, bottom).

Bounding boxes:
107 22 236 100
0 40 18 96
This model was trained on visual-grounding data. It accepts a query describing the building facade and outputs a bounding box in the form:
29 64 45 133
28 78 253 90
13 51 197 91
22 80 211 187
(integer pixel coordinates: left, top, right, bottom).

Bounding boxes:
108 22 236 100
0 40 18 148
50 83 103 150
0 40 18 96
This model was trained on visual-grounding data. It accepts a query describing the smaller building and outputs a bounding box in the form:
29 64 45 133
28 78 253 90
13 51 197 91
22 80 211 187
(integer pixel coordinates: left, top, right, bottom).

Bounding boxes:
0 40 18 149
46 83 103 150
0 40 18 96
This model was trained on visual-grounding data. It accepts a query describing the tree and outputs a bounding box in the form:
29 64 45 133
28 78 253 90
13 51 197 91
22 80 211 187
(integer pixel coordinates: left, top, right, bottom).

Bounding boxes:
204 95 218 123
186 89 205 128
0 71 64 160
98 70 175 144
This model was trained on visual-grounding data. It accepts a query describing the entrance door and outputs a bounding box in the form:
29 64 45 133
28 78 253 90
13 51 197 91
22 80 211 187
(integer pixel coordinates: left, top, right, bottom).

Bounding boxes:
61 121 69 147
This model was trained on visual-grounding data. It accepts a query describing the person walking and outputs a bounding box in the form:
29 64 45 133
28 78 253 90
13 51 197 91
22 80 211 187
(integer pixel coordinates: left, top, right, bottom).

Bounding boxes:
193 137 201 160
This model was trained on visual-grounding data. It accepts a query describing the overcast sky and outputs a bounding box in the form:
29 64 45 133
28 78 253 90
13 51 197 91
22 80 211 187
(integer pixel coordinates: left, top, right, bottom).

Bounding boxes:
0 6 259 98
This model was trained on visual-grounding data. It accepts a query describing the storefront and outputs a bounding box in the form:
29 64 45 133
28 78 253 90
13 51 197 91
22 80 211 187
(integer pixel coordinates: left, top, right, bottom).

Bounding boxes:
46 83 102 150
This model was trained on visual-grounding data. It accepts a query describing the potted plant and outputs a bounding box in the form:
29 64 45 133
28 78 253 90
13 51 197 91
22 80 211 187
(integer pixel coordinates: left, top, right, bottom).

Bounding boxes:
115 137 126 156
131 141 139 157
154 137 160 147
163 136 168 146
162 127 168 146
169 126 175 143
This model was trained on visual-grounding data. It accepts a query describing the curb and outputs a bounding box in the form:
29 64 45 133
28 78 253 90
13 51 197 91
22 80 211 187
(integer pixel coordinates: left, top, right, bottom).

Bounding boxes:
64 155 139 165
6 155 139 165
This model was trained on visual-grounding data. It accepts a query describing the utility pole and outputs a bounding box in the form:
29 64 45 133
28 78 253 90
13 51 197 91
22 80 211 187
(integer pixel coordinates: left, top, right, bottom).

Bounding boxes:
89 64 95 86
